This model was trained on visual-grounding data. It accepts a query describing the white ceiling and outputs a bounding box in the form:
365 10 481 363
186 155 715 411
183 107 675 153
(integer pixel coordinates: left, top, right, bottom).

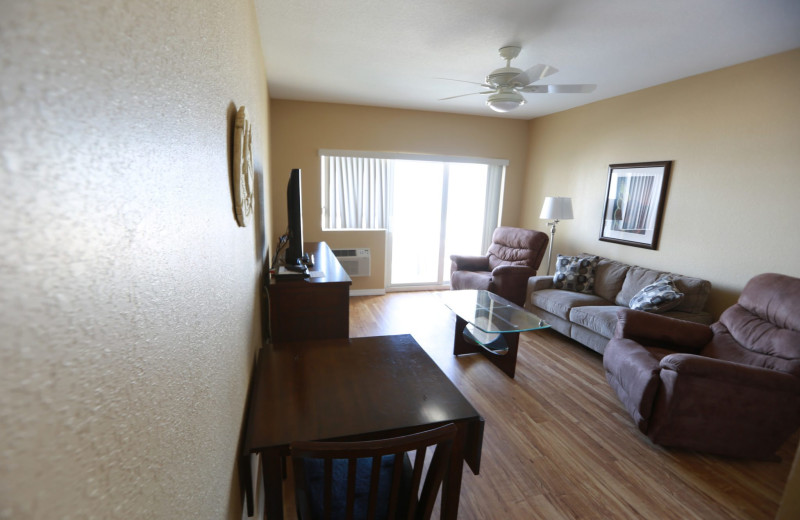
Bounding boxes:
254 0 800 120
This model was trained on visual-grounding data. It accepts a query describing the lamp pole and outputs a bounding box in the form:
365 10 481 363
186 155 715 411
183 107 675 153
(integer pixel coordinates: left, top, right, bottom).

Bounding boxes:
546 219 560 276
540 196 573 276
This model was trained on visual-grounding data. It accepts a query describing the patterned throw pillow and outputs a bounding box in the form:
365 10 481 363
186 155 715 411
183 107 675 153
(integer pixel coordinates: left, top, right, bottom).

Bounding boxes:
553 255 599 294
629 278 684 313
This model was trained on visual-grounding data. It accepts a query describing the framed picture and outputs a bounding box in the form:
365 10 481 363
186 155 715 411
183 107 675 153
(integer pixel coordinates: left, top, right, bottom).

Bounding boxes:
599 161 672 249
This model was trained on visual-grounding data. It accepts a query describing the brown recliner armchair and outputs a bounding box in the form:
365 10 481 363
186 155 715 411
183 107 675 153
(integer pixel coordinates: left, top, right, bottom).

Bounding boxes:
450 226 548 307
603 273 800 459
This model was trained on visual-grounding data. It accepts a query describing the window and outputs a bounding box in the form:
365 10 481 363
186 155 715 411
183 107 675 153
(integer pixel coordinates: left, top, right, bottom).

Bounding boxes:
320 150 507 287
321 155 392 230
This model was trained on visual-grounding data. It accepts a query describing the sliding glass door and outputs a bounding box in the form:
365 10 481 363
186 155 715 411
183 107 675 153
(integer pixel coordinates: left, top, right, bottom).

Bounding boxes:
388 160 444 285
389 161 504 288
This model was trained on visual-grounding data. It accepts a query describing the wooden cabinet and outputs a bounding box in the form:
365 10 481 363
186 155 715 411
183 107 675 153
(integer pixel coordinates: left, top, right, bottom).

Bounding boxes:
267 241 352 342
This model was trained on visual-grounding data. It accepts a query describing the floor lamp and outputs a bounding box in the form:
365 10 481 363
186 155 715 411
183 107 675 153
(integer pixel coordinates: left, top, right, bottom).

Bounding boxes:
540 197 574 275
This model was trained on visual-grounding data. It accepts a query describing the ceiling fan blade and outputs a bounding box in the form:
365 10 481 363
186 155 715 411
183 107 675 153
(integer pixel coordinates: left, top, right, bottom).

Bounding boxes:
519 85 548 93
544 84 597 93
437 77 494 89
512 64 558 86
439 91 494 101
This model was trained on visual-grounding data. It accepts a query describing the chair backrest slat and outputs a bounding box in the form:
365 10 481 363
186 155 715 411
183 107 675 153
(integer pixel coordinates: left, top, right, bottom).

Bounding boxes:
386 452 404 520
323 459 333 520
365 456 382 520
346 458 357 520
291 423 458 520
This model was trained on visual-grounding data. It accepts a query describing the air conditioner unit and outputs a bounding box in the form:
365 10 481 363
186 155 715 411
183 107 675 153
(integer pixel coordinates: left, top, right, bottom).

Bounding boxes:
331 248 370 277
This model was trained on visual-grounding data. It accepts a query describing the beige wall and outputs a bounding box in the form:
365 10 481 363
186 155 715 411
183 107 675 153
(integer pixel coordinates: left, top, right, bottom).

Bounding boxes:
269 101 529 292
0 1 270 518
523 49 800 317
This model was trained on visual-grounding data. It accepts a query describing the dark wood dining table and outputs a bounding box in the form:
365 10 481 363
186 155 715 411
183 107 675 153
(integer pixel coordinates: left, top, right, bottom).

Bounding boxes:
242 334 484 519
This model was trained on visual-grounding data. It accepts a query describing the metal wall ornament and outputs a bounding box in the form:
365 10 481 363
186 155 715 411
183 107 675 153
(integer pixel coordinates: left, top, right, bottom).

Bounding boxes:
233 106 254 227
599 161 672 249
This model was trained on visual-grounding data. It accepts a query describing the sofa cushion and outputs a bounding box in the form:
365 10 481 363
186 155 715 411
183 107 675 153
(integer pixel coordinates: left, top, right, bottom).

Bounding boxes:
615 266 665 307
669 275 712 314
570 305 625 340
553 255 599 294
530 289 609 320
629 278 684 313
590 257 631 302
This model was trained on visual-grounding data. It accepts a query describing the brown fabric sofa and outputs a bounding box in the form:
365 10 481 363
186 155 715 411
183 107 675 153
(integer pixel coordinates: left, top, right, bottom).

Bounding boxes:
450 226 549 307
526 255 712 354
603 273 800 459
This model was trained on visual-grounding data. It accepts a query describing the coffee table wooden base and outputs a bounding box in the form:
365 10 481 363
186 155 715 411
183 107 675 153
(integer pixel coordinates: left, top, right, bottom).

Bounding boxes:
452 315 520 378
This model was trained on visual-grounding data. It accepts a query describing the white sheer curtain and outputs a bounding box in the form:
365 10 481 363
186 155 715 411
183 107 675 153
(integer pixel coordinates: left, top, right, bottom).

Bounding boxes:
323 156 392 229
481 164 505 252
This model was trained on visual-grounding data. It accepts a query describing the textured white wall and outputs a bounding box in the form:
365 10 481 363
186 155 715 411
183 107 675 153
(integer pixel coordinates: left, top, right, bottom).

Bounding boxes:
0 0 270 518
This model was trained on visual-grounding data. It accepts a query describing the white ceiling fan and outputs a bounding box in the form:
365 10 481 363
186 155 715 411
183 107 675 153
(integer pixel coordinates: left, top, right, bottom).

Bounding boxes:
440 46 597 113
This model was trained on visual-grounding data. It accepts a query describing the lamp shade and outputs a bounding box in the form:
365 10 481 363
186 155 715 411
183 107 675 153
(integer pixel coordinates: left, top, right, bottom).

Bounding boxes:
540 196 574 220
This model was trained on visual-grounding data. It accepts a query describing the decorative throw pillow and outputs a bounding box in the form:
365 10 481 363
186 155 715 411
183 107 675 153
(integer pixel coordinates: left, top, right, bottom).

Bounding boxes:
629 278 684 313
553 255 599 294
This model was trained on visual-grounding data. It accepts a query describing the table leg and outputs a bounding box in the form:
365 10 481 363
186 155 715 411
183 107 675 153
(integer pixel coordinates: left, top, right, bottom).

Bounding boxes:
453 315 479 356
454 313 520 377
489 332 519 378
240 454 254 517
262 451 284 520
440 422 468 520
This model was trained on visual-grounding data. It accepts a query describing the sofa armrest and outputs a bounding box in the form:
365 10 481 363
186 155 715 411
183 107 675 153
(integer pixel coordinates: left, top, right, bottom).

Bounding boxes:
491 264 536 278
527 275 554 292
661 354 800 394
490 265 536 306
450 254 489 272
525 275 554 310
603 338 662 431
614 308 713 351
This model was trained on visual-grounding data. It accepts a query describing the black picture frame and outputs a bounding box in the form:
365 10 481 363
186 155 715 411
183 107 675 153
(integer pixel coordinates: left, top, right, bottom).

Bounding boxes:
599 161 672 250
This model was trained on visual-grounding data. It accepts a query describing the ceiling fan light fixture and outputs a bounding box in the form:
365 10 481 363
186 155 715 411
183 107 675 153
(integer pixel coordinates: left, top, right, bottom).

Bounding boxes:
486 90 525 112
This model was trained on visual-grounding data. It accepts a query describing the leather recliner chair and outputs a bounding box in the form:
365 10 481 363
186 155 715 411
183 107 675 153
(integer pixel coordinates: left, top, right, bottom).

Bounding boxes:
449 226 549 307
603 272 800 459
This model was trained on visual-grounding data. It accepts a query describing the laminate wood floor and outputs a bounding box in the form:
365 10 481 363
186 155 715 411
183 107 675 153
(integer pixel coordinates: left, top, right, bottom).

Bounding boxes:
281 290 798 519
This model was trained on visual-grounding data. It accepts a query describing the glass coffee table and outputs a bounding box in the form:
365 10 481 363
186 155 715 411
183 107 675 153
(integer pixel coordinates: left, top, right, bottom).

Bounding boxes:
441 290 549 378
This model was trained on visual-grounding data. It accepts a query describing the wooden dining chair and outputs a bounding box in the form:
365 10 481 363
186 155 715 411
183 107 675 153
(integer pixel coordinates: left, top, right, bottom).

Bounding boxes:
290 423 458 520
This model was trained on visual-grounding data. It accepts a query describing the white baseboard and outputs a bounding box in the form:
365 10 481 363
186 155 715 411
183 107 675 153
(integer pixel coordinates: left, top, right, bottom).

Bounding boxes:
386 285 449 293
350 289 387 296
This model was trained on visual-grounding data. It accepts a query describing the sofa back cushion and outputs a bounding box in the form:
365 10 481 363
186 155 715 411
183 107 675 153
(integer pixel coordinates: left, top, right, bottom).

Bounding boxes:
703 273 800 377
615 267 663 307
590 257 630 302
614 266 710 314
669 275 712 313
738 273 800 333
705 307 800 377
487 226 549 270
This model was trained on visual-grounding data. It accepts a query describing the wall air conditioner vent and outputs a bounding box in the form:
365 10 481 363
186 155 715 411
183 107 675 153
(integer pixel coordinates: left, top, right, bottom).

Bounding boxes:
331 248 370 277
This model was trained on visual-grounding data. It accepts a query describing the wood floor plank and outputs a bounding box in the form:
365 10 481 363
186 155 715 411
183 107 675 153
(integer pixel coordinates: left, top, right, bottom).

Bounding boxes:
280 290 798 519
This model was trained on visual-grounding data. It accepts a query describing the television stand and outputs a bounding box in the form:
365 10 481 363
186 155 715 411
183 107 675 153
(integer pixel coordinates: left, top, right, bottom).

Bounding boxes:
267 241 352 342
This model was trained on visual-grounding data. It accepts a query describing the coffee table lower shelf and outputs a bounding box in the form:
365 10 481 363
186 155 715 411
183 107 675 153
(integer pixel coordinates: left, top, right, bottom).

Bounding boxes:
462 324 510 355
453 316 522 377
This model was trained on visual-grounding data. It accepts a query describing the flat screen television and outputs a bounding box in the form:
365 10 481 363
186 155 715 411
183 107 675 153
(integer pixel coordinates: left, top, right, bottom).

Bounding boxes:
285 168 304 265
